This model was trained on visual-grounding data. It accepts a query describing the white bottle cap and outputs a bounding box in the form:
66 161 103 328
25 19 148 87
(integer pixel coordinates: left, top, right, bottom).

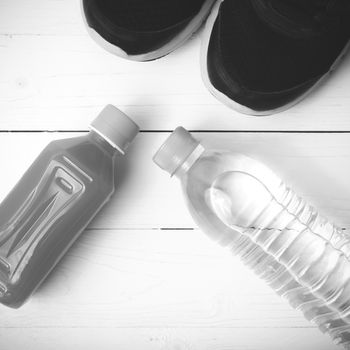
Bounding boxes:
90 105 139 154
153 127 200 175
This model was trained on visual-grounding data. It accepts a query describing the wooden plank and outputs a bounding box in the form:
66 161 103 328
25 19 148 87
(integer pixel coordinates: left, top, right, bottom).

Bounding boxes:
0 229 306 328
0 228 338 350
0 328 337 350
0 132 349 229
0 0 349 131
0 0 84 35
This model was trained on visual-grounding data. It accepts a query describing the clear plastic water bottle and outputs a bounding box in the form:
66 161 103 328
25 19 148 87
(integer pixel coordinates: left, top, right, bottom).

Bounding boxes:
153 127 350 348
0 105 139 308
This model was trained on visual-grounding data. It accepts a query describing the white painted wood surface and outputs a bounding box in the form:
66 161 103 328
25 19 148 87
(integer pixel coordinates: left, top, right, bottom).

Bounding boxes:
1 1 350 131
0 0 349 349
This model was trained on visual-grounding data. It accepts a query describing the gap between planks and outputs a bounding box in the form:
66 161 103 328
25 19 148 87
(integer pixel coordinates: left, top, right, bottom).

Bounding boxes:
1 130 350 133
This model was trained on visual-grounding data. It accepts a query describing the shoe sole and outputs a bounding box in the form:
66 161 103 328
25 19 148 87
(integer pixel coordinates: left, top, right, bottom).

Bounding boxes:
81 0 217 62
200 0 350 116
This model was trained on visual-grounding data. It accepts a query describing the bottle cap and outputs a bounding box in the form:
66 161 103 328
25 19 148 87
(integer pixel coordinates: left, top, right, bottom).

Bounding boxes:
90 105 139 154
153 127 200 175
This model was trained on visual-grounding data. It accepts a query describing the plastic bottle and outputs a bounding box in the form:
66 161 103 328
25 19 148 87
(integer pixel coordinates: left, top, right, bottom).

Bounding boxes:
153 127 350 348
0 105 139 308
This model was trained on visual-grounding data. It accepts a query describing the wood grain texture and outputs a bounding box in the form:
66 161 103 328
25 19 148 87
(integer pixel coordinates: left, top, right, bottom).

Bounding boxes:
0 132 348 348
0 229 338 350
0 133 349 229
0 328 338 350
0 0 350 131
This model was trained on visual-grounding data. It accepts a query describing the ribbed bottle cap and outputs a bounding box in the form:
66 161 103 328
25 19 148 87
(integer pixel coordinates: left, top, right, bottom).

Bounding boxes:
90 105 139 154
153 127 200 175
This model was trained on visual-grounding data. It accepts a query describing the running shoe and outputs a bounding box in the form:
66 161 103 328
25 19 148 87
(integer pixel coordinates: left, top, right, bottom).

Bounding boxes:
201 0 350 115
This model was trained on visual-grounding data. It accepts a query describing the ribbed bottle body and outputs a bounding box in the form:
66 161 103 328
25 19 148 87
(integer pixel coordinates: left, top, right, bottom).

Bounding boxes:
182 150 350 348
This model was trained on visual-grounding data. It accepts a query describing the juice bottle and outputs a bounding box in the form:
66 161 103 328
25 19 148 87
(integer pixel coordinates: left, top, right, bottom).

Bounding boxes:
0 105 139 308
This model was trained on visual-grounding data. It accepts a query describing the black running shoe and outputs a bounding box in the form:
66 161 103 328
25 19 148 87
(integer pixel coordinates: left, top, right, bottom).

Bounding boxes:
82 0 216 61
201 0 350 115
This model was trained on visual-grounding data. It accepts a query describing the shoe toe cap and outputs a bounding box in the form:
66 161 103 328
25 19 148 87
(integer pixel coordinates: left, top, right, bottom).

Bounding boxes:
206 49 321 114
82 0 194 57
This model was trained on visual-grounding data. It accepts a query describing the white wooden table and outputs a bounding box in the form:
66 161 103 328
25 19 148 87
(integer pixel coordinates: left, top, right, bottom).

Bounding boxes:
1 1 350 349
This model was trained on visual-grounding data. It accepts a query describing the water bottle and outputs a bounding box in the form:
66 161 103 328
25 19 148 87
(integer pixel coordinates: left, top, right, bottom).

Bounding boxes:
153 127 350 348
0 105 139 308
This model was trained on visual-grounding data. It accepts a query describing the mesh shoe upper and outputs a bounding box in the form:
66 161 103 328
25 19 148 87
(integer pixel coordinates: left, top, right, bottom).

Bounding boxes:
87 0 207 31
206 0 350 112
83 0 208 56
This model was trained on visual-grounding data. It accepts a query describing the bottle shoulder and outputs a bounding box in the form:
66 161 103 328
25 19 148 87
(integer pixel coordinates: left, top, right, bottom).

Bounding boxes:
180 150 284 226
183 150 281 190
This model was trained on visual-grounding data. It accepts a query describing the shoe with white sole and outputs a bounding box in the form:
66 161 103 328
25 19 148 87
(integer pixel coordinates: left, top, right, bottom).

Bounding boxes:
82 0 216 61
201 0 350 115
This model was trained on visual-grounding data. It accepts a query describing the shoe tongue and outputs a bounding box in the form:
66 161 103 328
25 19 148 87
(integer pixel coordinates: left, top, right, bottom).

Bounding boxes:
251 0 332 37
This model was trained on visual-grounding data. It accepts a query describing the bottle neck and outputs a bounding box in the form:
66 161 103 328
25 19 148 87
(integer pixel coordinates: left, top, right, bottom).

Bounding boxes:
173 144 205 178
88 130 121 157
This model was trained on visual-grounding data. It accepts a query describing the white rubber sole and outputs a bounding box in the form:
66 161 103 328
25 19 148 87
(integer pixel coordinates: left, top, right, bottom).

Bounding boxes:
200 0 350 116
81 0 217 62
